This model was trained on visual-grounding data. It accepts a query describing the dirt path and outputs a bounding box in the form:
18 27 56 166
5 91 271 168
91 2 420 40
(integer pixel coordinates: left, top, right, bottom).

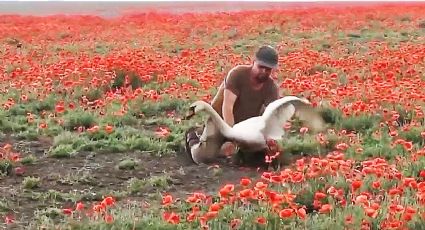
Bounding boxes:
0 136 264 228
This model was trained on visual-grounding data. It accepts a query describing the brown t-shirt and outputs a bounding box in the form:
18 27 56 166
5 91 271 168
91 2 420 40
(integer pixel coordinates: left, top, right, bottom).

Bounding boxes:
211 64 279 125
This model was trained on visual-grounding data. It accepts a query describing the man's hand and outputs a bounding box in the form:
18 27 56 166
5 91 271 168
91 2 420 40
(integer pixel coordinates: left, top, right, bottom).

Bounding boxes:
221 141 237 157
222 88 237 127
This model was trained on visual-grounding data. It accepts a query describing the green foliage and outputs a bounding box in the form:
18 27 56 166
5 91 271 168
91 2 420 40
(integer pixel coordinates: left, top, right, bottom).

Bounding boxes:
102 113 139 127
398 127 425 145
0 160 12 175
339 114 381 132
307 65 338 75
47 144 78 158
32 95 57 113
22 176 41 189
362 143 394 159
85 88 104 101
402 157 425 178
15 129 39 141
0 110 25 133
9 103 28 116
318 107 342 125
147 174 172 189
21 154 37 165
94 43 111 55
129 96 190 117
111 69 143 90
127 178 147 195
395 106 414 124
80 139 128 154
63 109 97 130
124 135 173 156
53 131 87 148
280 135 321 155
118 158 138 170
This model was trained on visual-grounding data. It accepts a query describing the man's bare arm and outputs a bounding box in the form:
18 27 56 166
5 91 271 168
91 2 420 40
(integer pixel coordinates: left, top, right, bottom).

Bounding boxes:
222 88 237 127
260 83 280 114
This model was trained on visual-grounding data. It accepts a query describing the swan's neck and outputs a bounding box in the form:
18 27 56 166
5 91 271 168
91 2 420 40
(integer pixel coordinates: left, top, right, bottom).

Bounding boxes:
204 106 235 138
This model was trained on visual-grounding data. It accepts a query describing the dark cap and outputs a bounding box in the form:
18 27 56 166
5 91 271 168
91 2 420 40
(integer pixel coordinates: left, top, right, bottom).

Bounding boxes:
254 45 279 69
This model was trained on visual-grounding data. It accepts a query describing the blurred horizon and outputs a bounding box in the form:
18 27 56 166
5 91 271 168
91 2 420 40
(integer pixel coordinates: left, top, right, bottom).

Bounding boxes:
0 1 421 18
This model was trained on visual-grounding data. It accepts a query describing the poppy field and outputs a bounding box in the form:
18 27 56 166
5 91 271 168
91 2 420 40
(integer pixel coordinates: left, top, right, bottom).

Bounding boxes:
1 2 425 230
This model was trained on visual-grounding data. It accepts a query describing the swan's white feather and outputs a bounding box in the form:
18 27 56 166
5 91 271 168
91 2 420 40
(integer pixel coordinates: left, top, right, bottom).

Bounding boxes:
262 96 326 137
232 116 267 150
262 96 307 119
261 96 305 140
263 103 295 140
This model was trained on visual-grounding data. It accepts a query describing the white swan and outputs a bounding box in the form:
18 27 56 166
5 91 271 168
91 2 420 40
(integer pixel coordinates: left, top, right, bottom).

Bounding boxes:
185 96 326 160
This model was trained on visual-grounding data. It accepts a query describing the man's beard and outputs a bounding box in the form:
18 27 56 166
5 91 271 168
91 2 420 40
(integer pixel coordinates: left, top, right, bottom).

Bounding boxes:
255 74 269 83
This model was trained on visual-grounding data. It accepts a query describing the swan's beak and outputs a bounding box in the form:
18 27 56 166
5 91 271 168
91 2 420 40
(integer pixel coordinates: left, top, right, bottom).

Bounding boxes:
183 106 196 120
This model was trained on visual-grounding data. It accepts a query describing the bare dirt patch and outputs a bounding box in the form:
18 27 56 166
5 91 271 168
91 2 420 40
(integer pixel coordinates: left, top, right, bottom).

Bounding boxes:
0 136 265 228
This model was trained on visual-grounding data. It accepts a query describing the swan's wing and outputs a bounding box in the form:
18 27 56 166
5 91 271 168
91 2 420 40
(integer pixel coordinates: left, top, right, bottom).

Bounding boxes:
232 116 266 133
261 96 326 139
292 101 326 133
262 96 307 118
232 116 267 148
261 100 296 139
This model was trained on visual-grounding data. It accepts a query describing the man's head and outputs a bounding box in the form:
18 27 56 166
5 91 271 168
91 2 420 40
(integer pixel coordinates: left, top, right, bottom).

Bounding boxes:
251 45 279 83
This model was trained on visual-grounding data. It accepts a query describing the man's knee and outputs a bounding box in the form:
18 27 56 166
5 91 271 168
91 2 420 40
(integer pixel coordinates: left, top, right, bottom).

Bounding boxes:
220 141 237 157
